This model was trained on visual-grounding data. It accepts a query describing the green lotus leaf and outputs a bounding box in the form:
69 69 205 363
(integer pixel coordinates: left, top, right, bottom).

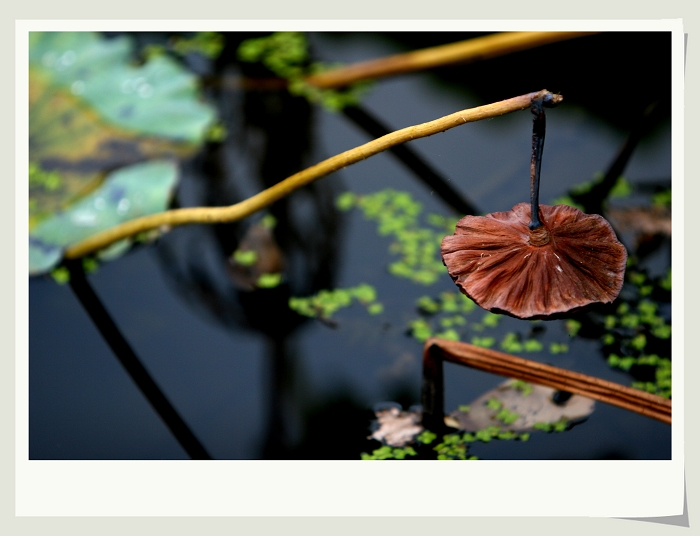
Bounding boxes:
28 32 218 275
29 160 178 274
29 32 215 143
28 32 215 224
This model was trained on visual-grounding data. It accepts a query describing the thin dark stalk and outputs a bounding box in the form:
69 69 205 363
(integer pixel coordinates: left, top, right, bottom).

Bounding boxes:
342 105 479 215
529 98 546 230
421 344 446 433
66 260 213 460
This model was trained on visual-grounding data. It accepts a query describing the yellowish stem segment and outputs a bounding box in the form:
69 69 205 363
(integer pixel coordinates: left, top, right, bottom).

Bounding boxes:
64 89 560 260
305 32 596 89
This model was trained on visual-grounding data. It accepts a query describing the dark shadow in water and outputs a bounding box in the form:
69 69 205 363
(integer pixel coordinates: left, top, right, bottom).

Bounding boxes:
154 41 350 458
342 105 479 216
373 32 672 130
65 259 212 459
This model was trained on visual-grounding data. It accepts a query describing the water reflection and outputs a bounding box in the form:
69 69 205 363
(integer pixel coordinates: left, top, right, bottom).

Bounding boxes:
155 48 349 458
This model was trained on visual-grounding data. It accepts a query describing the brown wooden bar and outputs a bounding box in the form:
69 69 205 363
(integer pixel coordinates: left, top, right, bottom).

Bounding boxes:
422 337 672 428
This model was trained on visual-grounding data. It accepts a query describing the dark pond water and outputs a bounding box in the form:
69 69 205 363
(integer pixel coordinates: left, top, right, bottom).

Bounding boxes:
29 32 672 460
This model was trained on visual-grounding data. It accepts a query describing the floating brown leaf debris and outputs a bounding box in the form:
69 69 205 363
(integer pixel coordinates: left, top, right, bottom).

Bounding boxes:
445 379 595 432
607 205 671 237
369 405 423 447
441 202 628 319
227 221 284 291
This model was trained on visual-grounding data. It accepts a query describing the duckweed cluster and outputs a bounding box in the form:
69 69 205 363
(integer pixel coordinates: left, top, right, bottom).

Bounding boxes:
532 417 570 433
432 426 532 460
336 189 459 285
407 290 567 355
551 173 632 210
140 32 225 62
485 397 521 425
599 265 672 398
360 397 578 460
171 32 225 59
50 257 99 285
360 445 417 460
288 283 384 321
512 379 534 396
237 32 371 111
360 423 532 460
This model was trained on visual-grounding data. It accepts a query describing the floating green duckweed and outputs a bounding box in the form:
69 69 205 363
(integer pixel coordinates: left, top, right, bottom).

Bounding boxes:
231 249 258 266
652 188 672 208
409 292 553 356
533 417 569 433
652 324 671 339
620 314 640 329
551 173 631 208
630 333 647 351
337 189 461 285
512 380 533 397
434 433 478 460
50 266 70 284
417 430 437 444
523 339 544 352
365 423 531 461
486 398 502 411
549 342 569 355
435 329 460 341
256 273 283 289
481 312 500 328
628 271 646 286
237 32 371 111
205 122 227 143
500 332 523 353
471 336 495 348
360 445 417 460
632 357 671 397
171 32 225 59
289 283 383 320
659 269 672 291
495 407 520 425
599 262 672 398
565 319 581 337
605 315 617 329
408 318 433 342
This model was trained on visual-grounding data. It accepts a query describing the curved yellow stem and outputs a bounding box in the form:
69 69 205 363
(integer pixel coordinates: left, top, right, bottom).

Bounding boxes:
305 32 596 89
64 89 561 260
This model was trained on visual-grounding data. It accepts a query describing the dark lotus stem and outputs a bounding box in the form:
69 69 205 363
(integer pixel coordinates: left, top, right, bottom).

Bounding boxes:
529 97 546 231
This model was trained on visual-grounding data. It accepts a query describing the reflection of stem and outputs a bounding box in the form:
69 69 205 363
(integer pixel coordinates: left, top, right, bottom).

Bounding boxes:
574 101 664 215
342 105 478 215
305 32 596 89
421 338 671 427
64 89 559 260
214 33 595 93
66 259 213 459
